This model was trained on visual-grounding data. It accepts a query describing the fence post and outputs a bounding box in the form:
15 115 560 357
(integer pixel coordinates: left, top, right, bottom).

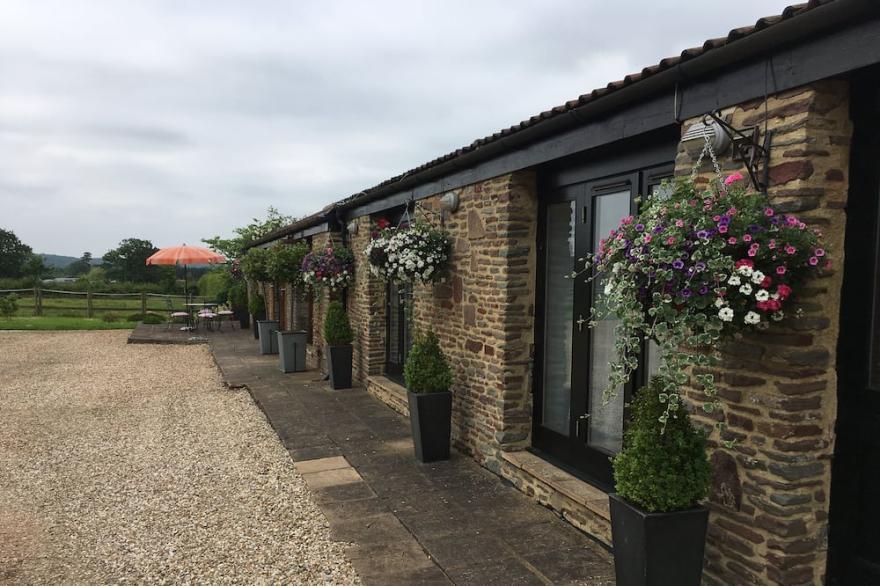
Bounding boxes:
86 292 93 318
34 287 42 316
141 292 147 315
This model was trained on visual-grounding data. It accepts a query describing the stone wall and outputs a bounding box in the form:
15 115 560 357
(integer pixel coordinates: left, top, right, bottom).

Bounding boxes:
346 215 387 384
676 79 851 585
408 171 538 466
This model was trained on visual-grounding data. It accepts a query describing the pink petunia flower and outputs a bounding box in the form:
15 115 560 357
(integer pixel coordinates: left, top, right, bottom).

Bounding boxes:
724 172 744 186
743 234 752 242
785 245 797 255
809 256 819 266
728 237 737 245
675 219 684 228
815 248 826 257
718 225 728 233
765 208 775 217
776 265 787 275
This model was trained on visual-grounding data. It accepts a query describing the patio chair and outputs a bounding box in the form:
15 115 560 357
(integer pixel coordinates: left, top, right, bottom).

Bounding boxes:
197 308 218 331
165 298 190 329
216 306 235 331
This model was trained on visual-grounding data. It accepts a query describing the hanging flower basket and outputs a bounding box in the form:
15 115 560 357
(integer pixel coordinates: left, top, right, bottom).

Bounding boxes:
364 221 450 284
301 245 354 292
584 171 827 420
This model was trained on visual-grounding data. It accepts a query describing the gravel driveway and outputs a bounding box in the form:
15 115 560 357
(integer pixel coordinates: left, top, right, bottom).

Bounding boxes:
0 331 360 584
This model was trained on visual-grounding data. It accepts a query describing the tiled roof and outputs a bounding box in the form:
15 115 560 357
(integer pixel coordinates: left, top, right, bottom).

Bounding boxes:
333 1 832 206
251 0 844 247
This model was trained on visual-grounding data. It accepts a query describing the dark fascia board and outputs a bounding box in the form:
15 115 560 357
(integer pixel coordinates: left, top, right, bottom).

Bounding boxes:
340 5 879 220
253 221 332 248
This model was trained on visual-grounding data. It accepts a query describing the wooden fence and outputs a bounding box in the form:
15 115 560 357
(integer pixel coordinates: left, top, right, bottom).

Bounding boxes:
0 288 210 318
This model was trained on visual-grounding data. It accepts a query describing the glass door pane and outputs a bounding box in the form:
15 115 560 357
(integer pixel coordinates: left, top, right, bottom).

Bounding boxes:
587 189 631 453
541 201 576 435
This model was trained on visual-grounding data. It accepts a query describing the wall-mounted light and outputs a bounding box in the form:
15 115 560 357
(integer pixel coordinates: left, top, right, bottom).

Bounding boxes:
439 192 459 214
681 118 732 155
346 220 358 235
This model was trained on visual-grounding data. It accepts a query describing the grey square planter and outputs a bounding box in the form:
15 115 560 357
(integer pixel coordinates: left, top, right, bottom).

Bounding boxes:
277 330 308 373
257 320 279 354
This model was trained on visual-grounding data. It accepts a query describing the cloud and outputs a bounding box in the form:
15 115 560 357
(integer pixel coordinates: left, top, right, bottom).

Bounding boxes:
0 0 797 256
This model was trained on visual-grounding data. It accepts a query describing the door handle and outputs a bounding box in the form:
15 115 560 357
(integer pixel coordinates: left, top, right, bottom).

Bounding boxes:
577 314 586 332
575 413 590 436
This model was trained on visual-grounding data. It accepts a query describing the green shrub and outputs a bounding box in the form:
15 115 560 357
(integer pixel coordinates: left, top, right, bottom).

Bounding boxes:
613 377 711 512
239 247 272 283
0 294 19 319
101 312 122 323
404 331 452 394
248 292 266 319
228 281 248 312
323 301 353 346
127 312 164 324
267 242 309 287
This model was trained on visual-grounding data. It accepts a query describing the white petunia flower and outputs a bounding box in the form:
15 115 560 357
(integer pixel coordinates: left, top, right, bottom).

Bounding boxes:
739 283 753 295
737 265 754 277
755 289 770 301
718 307 734 322
744 311 761 325
714 297 727 308
728 275 741 286
751 270 765 284
771 311 784 321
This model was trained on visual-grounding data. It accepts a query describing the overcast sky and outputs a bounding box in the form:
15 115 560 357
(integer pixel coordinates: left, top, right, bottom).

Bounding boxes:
1 0 796 257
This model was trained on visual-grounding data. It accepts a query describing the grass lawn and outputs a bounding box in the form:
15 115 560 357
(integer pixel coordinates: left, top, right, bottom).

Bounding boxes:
0 317 136 330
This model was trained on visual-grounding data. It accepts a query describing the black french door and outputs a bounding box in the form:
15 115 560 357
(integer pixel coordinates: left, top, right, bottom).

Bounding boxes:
828 66 880 585
534 166 670 487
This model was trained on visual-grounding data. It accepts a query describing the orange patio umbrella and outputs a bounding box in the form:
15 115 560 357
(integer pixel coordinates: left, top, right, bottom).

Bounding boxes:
146 244 227 298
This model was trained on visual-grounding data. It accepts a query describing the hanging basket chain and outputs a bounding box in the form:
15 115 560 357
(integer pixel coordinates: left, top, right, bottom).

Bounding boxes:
690 119 726 189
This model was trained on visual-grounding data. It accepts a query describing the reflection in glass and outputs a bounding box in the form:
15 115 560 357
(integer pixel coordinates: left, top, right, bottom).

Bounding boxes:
542 201 576 435
588 190 631 453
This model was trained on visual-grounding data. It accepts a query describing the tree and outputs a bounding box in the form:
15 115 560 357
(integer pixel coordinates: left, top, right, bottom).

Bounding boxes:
202 207 295 260
66 252 93 277
102 238 159 283
0 228 33 278
22 254 53 283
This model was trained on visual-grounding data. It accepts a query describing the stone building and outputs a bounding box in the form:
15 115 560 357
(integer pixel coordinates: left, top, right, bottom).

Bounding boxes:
247 2 880 583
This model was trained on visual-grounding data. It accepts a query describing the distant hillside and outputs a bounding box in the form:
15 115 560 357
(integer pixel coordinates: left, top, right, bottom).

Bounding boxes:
39 254 102 269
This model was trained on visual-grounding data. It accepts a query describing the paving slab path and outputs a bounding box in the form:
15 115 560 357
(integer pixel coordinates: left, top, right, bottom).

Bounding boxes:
0 331 359 584
212 329 616 585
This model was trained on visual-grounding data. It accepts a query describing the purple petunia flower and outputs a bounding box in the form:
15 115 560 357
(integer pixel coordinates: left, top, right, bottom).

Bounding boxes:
672 259 685 270
681 288 693 298
696 230 709 239
635 223 645 232
695 261 706 272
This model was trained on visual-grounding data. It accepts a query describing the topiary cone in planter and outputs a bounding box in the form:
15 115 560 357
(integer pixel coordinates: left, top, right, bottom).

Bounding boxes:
404 331 453 463
324 301 353 389
610 377 711 586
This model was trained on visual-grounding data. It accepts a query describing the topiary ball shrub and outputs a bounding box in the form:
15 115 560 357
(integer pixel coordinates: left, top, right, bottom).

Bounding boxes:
404 331 452 394
613 376 711 512
324 301 353 346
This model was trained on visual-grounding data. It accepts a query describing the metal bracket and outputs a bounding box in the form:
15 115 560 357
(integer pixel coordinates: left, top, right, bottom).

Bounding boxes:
705 111 772 193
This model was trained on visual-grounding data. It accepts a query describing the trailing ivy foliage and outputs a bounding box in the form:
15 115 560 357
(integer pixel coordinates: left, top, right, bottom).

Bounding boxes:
248 292 266 320
323 301 353 346
404 331 452 394
613 377 711 512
